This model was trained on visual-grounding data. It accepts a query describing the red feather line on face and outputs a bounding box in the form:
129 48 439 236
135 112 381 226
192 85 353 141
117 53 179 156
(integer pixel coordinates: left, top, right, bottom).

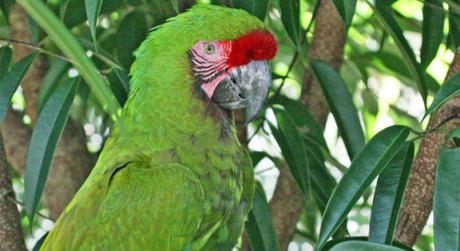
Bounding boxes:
188 30 277 98
226 31 278 68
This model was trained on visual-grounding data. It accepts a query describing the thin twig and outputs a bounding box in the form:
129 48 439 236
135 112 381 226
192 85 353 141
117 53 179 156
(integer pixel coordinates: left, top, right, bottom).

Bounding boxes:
255 165 277 175
410 113 460 139
0 36 71 63
11 198 54 221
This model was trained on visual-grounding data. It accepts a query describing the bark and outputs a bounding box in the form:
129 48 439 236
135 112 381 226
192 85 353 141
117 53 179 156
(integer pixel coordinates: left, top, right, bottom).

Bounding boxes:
2 110 30 172
4 5 95 219
0 134 27 251
269 0 346 249
10 4 47 123
269 162 306 250
395 49 460 246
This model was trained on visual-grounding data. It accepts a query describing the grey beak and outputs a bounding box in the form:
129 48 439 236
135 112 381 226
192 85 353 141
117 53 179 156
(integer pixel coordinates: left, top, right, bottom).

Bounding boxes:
212 60 271 124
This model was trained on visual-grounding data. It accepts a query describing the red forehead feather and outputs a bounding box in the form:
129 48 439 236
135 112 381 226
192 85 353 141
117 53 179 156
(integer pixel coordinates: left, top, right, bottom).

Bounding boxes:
227 31 277 68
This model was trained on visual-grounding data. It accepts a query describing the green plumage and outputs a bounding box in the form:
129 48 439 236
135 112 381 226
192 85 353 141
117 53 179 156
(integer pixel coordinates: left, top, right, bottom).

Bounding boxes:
41 5 265 250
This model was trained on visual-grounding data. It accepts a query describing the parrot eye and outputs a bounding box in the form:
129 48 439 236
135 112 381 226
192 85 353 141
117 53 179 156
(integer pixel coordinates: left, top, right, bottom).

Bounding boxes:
204 43 215 54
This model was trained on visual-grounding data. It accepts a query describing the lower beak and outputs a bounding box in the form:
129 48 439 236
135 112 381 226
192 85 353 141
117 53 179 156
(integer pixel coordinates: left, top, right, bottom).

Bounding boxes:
212 60 271 124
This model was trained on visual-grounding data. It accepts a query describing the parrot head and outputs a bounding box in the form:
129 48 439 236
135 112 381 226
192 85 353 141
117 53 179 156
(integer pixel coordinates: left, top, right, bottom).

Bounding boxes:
128 4 278 135
188 30 277 123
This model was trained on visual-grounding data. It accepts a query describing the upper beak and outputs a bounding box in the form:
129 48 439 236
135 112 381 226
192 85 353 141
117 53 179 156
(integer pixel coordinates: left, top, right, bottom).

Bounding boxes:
212 60 271 124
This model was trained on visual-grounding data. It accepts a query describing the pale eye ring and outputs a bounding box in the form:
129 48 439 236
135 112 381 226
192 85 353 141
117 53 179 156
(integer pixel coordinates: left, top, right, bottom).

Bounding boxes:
204 43 215 54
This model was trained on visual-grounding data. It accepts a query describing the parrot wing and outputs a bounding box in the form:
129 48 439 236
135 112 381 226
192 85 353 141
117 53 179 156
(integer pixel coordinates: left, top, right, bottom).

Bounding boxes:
41 162 205 251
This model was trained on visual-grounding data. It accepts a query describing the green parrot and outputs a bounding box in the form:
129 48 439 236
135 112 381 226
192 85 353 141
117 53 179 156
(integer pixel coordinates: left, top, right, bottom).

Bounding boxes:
41 4 277 251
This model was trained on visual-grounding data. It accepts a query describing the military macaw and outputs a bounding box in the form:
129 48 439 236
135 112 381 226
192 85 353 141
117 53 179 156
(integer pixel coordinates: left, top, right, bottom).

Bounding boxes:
41 4 277 250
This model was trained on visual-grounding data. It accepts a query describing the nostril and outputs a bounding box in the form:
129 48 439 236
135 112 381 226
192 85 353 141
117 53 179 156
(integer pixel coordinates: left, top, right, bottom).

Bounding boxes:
238 92 247 99
231 75 237 85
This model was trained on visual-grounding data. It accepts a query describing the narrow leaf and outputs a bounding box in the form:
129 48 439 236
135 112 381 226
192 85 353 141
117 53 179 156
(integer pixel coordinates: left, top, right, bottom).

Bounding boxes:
0 46 13 78
311 60 365 160
369 0 427 105
421 0 445 69
329 240 405 251
269 106 310 195
369 143 414 244
434 146 460 251
279 0 301 49
317 125 410 249
0 0 14 19
231 0 270 20
0 53 37 126
24 78 78 223
32 232 48 251
85 0 103 47
37 59 69 111
425 73 460 119
59 0 71 20
16 0 121 118
274 96 328 149
305 142 336 211
113 68 130 93
107 69 129 106
331 0 357 28
245 183 281 251
450 126 460 138
251 151 267 166
449 10 460 48
116 10 148 69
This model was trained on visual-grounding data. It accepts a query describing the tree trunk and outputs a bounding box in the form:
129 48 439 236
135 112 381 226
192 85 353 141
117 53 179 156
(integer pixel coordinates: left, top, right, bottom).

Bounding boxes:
395 49 460 246
268 0 346 249
0 134 27 251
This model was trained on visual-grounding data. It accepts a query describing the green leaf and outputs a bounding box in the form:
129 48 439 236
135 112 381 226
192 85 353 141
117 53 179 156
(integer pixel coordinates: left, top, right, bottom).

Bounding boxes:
85 0 104 48
369 143 414 244
107 69 129 106
24 78 78 223
279 0 301 49
113 68 130 93
331 0 357 28
250 151 279 167
251 151 267 166
59 0 71 20
421 0 445 69
0 0 14 20
425 73 460 119
0 53 37 126
245 183 281 251
116 10 148 69
311 60 366 160
16 0 121 118
32 232 48 251
449 10 460 48
0 46 13 78
329 240 405 251
305 141 336 211
449 126 460 138
369 0 427 106
434 146 460 251
37 59 70 111
231 0 270 20
317 125 410 249
63 0 124 29
273 96 328 149
269 106 310 196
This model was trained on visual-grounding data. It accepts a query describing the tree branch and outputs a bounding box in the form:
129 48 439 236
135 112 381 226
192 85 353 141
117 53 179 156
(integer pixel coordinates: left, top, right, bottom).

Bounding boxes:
395 48 460 246
0 134 27 251
268 0 346 249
